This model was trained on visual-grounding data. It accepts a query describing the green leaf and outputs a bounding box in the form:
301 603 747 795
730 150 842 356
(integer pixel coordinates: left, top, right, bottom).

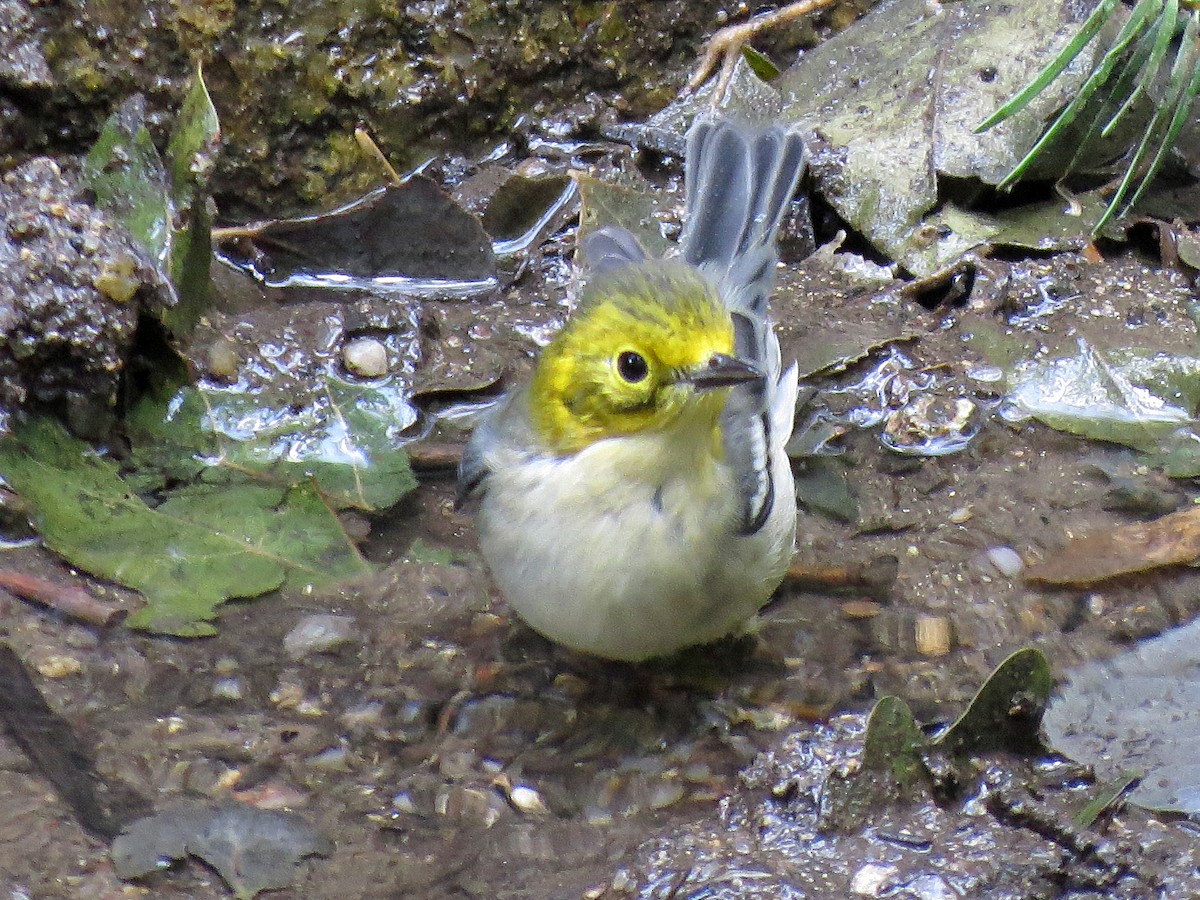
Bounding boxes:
1073 771 1141 827
740 45 782 82
82 95 173 273
0 419 371 636
818 695 929 832
1007 342 1200 452
127 376 418 512
860 695 928 790
935 647 1052 755
164 66 220 335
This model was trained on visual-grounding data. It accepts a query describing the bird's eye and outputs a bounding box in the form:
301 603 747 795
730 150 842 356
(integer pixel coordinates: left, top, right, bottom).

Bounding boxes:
616 351 649 383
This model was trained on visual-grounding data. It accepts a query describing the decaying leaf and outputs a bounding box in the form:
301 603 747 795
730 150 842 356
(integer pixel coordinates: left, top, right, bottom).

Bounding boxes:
775 0 1109 274
1045 617 1200 813
1026 504 1200 585
112 803 331 898
215 177 498 299
935 647 1052 755
574 170 672 262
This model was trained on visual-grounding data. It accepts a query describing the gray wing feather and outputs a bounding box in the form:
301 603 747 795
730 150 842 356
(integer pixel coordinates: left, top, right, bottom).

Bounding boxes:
681 115 806 533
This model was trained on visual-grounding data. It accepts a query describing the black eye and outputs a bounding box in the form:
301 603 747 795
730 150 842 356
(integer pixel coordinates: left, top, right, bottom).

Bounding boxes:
616 351 649 383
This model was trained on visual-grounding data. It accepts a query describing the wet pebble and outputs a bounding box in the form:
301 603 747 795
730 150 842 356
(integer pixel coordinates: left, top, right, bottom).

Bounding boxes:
283 613 359 658
506 784 550 816
851 861 898 895
342 337 388 378
307 745 352 772
435 784 507 827
205 337 240 382
211 676 246 701
985 546 1024 577
339 700 385 732
35 654 81 678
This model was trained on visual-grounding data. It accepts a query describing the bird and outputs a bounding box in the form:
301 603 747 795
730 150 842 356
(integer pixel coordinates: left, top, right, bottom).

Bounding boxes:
457 113 806 662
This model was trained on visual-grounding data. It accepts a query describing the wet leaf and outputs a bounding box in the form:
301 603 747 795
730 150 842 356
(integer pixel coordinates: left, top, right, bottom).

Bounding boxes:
1006 341 1200 452
484 174 575 246
112 803 331 898
978 0 1200 233
1073 771 1141 827
127 377 418 512
0 419 370 636
164 66 220 335
740 45 782 82
935 648 1052 755
1045 618 1200 813
792 456 859 523
775 0 1111 274
574 170 671 262
860 696 928 789
819 696 928 832
216 178 497 299
1026 504 1200 586
82 94 173 272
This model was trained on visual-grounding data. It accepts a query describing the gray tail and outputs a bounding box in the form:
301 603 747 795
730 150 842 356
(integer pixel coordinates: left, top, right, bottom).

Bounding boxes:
680 115 806 319
681 115 805 536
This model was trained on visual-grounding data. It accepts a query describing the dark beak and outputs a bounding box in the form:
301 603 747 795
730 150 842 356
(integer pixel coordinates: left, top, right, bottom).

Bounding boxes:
682 353 763 391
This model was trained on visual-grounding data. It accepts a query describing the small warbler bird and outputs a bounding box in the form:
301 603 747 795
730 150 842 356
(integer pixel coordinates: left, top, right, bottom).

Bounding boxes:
459 115 806 661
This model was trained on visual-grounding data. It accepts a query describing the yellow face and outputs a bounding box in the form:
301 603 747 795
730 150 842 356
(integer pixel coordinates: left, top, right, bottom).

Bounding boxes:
529 261 739 455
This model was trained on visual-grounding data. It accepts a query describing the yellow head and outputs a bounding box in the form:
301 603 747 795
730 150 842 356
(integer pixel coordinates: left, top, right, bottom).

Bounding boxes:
529 260 759 455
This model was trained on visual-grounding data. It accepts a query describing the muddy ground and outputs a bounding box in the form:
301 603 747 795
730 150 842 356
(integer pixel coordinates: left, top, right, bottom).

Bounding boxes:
2 240 1200 897
3 0 1200 897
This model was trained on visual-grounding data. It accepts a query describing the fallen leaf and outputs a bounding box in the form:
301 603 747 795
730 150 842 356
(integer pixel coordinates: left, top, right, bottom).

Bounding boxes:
1045 617 1200 813
1026 504 1200 585
112 803 331 898
0 419 371 636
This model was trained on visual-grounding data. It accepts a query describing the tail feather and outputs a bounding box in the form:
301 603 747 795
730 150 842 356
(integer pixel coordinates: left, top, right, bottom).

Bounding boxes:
681 115 806 322
681 115 806 536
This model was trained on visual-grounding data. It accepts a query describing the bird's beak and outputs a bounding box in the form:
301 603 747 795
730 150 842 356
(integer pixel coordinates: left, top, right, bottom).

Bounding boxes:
682 353 763 391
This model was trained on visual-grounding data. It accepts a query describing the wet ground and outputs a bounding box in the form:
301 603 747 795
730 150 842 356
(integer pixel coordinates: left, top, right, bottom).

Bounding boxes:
3 237 1200 897
3 0 1200 894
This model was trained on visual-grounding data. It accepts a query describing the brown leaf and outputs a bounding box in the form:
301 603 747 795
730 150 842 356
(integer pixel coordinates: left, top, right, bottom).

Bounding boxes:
1026 506 1200 585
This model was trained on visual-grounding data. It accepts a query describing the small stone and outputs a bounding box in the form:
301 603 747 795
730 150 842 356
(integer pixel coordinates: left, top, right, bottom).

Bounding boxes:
985 546 1024 577
205 338 240 382
646 780 685 810
307 745 351 772
842 599 882 619
92 253 140 303
507 785 550 815
851 862 897 896
36 654 81 678
284 614 359 658
339 700 385 731
342 337 388 378
212 676 245 701
947 504 973 524
435 785 505 827
915 614 952 658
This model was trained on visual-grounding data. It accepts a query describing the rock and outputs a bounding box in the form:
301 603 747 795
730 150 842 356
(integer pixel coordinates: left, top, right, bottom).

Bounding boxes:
0 158 171 435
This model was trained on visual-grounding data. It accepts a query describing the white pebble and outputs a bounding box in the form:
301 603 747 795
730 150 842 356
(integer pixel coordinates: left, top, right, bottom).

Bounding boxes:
985 546 1025 577
284 614 359 658
342 338 388 378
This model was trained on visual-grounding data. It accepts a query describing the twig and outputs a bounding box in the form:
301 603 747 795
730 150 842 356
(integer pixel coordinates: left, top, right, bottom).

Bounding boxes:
0 570 124 626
